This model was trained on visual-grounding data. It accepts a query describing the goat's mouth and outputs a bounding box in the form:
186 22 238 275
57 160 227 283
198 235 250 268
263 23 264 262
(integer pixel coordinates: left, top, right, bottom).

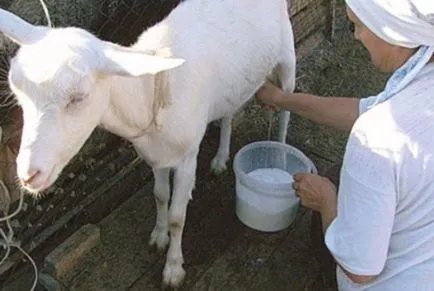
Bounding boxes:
21 165 56 194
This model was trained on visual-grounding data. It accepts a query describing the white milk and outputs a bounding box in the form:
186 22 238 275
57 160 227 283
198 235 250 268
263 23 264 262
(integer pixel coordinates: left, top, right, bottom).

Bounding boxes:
248 168 294 183
235 167 299 232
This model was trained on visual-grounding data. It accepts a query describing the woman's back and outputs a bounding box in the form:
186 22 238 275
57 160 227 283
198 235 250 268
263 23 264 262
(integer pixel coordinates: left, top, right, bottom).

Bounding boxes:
330 63 434 290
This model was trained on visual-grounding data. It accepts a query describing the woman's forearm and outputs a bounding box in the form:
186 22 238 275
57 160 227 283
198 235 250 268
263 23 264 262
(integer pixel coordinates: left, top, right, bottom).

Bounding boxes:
275 93 360 132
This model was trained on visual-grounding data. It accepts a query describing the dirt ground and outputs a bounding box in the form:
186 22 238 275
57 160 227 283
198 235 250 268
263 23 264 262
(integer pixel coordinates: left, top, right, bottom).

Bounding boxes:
1 1 391 290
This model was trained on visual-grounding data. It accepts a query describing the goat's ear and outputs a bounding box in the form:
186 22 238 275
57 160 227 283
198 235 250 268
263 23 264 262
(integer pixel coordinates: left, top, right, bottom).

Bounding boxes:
98 43 185 77
0 9 48 45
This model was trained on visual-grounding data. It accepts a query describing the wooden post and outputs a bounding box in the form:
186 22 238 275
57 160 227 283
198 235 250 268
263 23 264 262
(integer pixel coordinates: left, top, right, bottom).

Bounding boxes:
324 0 337 41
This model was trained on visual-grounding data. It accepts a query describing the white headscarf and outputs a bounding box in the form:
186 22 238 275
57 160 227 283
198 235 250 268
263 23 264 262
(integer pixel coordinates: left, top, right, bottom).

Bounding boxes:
346 0 434 48
346 0 434 113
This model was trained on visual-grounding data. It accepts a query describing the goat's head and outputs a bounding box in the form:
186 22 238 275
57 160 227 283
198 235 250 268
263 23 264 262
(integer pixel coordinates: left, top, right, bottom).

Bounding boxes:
0 9 184 194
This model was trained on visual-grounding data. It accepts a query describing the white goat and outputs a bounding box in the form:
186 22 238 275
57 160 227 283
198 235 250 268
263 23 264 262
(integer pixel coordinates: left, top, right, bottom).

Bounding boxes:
1 0 296 288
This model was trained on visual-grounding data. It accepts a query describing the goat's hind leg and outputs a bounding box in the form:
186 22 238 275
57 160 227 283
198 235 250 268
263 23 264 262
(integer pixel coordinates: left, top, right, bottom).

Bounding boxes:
149 167 171 253
277 18 296 144
210 115 232 175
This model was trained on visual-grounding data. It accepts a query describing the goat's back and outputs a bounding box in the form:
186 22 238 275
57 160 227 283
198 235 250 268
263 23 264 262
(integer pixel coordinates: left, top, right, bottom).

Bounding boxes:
134 0 292 121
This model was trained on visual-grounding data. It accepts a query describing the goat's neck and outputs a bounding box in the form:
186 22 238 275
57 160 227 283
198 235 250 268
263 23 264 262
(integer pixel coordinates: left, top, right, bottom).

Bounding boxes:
100 74 156 141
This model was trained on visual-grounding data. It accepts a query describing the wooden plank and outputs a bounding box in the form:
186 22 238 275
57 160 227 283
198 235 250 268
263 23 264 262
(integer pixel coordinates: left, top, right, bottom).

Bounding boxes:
5 133 124 243
42 224 101 281
188 210 309 291
289 0 318 17
66 183 160 291
295 29 326 59
244 209 322 291
1 160 150 289
16 147 136 246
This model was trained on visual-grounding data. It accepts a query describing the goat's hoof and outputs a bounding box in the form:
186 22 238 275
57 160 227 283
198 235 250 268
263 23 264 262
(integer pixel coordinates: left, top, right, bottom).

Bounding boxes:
210 158 228 176
160 282 180 291
162 261 186 290
148 228 169 253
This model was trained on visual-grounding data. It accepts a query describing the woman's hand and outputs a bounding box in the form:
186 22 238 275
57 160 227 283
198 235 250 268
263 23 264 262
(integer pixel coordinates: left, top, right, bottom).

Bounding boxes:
255 81 284 111
292 172 337 213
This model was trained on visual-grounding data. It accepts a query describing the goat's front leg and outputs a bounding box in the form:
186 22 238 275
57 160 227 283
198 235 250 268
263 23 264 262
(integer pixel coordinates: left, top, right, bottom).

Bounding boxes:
149 167 171 252
210 116 232 175
162 152 197 288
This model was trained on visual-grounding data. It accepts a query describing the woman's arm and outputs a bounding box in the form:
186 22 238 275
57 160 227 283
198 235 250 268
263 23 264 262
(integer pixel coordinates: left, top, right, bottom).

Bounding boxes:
275 93 359 132
320 199 377 284
256 82 360 131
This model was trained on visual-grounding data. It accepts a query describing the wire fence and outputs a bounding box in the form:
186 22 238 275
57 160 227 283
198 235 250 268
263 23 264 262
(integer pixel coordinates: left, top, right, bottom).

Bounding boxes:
0 0 333 288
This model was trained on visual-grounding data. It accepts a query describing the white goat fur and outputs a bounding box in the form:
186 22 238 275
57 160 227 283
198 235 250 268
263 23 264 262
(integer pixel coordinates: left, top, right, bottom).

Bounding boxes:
1 0 296 287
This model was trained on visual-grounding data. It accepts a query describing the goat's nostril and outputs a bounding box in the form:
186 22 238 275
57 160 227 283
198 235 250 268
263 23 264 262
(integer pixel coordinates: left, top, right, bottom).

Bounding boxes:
21 170 41 185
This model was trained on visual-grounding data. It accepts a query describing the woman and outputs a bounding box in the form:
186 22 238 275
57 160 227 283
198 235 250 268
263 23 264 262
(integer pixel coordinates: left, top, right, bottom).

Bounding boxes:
256 0 434 290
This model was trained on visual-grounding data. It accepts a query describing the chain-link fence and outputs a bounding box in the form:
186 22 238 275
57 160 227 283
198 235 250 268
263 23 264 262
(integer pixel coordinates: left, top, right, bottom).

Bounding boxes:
0 0 333 287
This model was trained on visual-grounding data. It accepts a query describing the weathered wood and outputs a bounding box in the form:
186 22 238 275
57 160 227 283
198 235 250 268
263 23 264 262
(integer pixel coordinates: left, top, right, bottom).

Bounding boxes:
325 0 337 41
188 211 307 291
244 209 321 291
292 0 328 44
42 223 101 280
289 0 318 17
17 145 136 246
66 183 159 291
0 156 146 279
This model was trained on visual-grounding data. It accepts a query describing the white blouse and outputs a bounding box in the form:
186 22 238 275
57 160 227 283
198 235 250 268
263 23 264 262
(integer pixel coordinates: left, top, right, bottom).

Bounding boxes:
325 64 434 290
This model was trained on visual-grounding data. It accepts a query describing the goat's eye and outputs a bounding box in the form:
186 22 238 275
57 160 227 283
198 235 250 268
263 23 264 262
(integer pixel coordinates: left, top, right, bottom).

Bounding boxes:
66 93 86 108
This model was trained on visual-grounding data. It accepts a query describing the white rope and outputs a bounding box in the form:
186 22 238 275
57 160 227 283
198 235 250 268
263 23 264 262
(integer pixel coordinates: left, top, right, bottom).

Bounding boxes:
0 181 38 291
38 0 52 28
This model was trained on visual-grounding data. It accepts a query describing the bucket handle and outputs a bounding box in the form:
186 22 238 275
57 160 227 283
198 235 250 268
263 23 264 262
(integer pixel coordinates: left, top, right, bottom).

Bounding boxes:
286 144 318 176
305 156 318 175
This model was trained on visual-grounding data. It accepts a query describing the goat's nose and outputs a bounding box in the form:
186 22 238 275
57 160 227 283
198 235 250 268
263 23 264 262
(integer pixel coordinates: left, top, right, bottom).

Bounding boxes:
20 169 41 186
